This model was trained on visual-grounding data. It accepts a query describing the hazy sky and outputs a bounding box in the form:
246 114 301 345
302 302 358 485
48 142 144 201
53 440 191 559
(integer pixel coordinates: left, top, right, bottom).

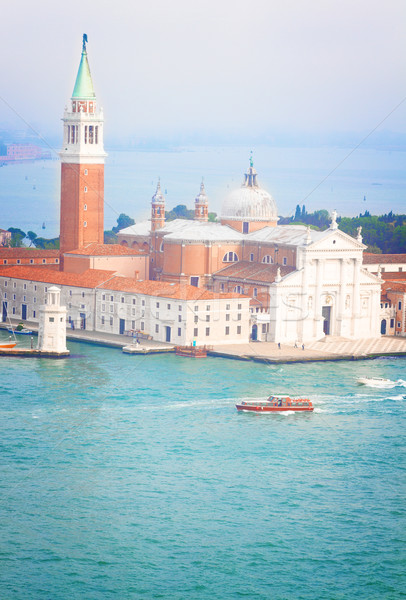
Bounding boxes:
2 0 405 146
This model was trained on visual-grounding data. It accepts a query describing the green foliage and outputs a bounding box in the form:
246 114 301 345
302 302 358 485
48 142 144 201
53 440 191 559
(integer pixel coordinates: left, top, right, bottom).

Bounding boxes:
27 231 38 246
104 230 118 244
7 227 26 247
166 204 194 221
34 237 59 249
112 213 135 233
208 212 217 222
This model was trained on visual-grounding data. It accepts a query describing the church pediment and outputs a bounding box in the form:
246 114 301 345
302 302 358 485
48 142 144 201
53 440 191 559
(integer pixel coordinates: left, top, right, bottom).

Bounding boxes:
307 229 365 252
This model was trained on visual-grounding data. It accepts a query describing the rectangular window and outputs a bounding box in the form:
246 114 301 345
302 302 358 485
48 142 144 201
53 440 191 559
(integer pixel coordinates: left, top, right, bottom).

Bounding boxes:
13 294 16 300
3 260 7 264
30 259 34 264
226 314 230 321
156 312 159 319
33 310 36 318
178 315 182 322
110 305 114 312
237 314 241 321
237 325 241 334
225 326 229 335
206 305 210 311
390 319 395 328
110 296 114 302
4 281 7 286
89 125 94 144
194 315 198 323
206 315 210 322
194 306 199 311
101 316 105 325
190 276 199 287
132 298 136 305
102 294 105 300
110 317 113 326
95 126 98 144
397 322 401 328
220 283 225 291
12 308 16 314
142 300 145 306
156 302 160 308
131 320 135 329
178 328 181 336
243 222 249 234
17 260 21 264
155 324 159 333
398 302 402 310
194 328 198 337
226 304 230 310
23 296 26 302
141 322 145 330
283 257 287 265
206 327 210 336
250 253 254 262
121 297 125 303
167 304 171 310
178 305 182 311
238 304 242 309
34 297 36 303
132 308 135 316
102 304 105 312
49 317 55 323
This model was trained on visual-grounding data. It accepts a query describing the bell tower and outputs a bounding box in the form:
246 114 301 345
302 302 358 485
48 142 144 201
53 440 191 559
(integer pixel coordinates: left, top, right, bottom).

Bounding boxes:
59 34 107 255
151 180 165 231
194 179 209 222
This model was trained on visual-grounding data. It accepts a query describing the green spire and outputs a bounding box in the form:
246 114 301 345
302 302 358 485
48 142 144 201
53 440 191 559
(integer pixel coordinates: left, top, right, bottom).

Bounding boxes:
72 34 95 99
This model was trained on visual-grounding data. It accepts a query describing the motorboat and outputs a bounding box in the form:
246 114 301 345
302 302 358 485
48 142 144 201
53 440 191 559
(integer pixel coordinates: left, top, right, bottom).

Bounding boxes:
175 345 209 357
357 377 393 387
8 327 33 335
0 342 17 349
236 395 313 413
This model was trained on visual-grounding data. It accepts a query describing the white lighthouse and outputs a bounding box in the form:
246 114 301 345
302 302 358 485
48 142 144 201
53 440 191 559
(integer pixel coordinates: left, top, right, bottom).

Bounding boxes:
38 286 69 354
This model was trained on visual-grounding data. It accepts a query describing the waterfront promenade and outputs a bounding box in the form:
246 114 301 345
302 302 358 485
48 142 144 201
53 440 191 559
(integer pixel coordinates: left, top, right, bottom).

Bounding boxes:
2 319 406 363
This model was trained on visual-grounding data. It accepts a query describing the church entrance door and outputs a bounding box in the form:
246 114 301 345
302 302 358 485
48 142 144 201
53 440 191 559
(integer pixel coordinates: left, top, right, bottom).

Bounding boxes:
251 324 257 341
322 306 331 335
119 319 125 335
165 326 171 342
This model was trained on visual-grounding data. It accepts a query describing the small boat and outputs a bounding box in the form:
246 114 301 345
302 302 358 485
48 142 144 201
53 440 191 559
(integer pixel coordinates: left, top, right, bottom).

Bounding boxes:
175 345 210 358
236 395 313 413
0 342 17 349
8 327 33 335
357 377 393 386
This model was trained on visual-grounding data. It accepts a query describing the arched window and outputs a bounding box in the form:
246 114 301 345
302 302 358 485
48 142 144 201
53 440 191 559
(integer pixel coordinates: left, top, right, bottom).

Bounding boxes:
121 240 128 246
262 255 273 264
131 241 138 249
223 252 239 263
234 285 243 293
160 242 164 252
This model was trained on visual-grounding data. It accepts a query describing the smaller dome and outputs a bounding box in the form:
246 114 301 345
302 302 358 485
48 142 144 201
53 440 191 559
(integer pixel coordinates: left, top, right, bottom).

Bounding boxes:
195 180 208 205
152 180 165 204
221 164 278 222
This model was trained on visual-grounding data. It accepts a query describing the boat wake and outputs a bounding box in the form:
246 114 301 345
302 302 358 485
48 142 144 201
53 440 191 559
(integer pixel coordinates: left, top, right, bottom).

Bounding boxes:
357 378 405 389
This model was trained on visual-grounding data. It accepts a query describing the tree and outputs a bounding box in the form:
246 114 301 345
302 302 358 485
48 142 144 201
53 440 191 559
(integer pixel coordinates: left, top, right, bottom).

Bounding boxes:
27 231 38 247
112 213 135 233
7 227 26 247
294 205 301 221
104 230 118 244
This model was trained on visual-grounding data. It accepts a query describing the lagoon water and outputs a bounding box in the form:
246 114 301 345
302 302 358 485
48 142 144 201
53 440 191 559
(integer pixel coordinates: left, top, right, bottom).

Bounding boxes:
0 339 405 599
1 145 405 238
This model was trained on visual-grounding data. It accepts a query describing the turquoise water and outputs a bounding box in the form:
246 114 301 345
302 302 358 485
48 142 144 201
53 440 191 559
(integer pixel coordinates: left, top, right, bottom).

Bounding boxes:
0 339 405 599
1 145 405 238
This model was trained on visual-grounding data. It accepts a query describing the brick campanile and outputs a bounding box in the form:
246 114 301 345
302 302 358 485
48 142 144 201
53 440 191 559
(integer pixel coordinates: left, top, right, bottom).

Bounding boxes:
194 180 209 222
59 34 107 255
151 180 166 232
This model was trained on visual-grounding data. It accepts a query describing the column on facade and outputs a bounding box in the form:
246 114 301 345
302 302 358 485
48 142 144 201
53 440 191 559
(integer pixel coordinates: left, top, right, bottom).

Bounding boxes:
337 258 346 334
299 259 308 342
314 259 322 337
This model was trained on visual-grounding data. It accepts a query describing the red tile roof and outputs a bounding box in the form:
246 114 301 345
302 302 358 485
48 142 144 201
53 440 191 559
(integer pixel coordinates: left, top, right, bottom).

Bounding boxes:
363 253 406 264
383 280 406 293
213 261 295 283
100 277 248 300
381 272 406 281
0 266 248 301
65 243 147 256
0 266 117 288
0 248 60 258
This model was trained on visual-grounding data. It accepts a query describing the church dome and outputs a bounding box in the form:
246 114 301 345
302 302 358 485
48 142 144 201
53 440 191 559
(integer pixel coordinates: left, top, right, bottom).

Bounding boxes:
221 163 278 222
